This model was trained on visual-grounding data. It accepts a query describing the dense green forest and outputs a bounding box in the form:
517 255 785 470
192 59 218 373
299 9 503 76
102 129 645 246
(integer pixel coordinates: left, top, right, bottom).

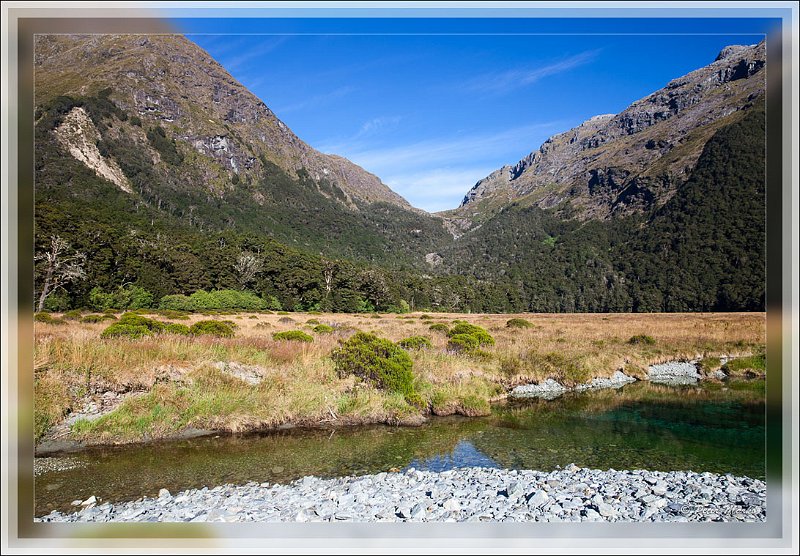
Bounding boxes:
34 93 765 314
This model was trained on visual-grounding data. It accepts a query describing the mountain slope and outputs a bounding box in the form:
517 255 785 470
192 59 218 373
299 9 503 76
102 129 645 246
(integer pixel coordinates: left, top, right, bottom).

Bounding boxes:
437 101 764 312
445 41 765 234
34 34 449 267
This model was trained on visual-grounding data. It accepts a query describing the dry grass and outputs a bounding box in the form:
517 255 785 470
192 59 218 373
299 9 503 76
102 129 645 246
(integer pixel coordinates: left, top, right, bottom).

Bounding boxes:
34 311 765 444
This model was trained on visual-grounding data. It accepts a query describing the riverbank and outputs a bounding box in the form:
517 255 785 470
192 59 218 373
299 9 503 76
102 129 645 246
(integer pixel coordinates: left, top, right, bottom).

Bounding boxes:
36 465 766 523
34 311 766 448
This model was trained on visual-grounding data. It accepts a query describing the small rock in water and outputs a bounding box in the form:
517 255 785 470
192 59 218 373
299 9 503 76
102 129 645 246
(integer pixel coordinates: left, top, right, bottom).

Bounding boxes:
158 488 171 499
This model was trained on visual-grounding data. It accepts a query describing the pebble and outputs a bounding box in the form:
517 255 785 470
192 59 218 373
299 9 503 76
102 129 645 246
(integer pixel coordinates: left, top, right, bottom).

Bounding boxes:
35 466 766 523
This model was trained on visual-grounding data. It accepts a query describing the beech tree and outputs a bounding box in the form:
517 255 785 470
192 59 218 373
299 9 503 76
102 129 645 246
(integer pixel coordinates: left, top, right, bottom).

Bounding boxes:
234 251 262 289
35 236 87 312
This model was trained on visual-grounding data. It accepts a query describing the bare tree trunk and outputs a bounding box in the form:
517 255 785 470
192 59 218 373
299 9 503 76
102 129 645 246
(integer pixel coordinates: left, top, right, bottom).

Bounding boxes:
37 267 52 312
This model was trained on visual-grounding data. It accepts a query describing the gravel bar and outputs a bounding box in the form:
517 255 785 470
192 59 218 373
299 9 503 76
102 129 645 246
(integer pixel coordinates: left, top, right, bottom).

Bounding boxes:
36 465 766 523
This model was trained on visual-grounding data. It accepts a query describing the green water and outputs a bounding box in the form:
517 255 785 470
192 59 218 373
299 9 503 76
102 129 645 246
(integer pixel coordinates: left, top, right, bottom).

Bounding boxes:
35 380 765 516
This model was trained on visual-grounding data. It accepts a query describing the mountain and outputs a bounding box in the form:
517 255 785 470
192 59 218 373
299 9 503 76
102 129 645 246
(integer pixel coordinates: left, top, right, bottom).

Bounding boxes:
33 35 766 314
443 41 765 235
34 34 449 267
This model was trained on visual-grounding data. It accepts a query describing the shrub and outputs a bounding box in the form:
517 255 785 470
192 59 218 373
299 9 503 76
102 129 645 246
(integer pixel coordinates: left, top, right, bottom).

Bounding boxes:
447 333 480 353
80 314 116 323
628 334 656 346
100 323 151 339
156 309 190 320
159 290 270 312
306 318 321 325
62 309 84 320
447 323 495 346
419 314 433 320
398 336 432 350
117 312 166 332
277 311 289 315
278 316 295 325
506 318 534 329
89 285 154 311
331 332 419 404
272 330 313 343
428 323 449 334
34 312 64 324
189 320 235 338
313 324 334 334
163 323 190 335
43 291 71 312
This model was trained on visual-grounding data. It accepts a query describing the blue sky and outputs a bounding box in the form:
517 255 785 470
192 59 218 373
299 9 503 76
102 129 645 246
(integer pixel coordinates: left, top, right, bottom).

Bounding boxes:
182 19 769 212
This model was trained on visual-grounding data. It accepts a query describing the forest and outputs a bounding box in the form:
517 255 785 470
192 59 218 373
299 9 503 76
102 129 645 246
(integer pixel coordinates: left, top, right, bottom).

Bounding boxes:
34 93 765 314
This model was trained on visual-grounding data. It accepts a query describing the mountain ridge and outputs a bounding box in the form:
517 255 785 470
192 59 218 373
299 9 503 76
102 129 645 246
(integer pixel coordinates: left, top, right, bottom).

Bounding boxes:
443 40 765 234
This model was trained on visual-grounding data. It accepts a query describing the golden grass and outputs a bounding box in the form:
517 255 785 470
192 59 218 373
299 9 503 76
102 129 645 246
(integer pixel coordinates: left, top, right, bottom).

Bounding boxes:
35 311 765 444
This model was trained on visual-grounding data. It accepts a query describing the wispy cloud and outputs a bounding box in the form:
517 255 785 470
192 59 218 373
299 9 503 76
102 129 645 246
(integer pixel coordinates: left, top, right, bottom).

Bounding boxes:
465 50 600 94
221 37 290 71
320 121 561 173
317 121 565 212
273 86 356 114
357 116 402 137
383 167 498 213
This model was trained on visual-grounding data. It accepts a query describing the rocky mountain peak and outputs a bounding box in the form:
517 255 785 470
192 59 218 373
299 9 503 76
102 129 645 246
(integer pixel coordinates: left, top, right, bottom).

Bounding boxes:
453 40 765 225
34 34 413 211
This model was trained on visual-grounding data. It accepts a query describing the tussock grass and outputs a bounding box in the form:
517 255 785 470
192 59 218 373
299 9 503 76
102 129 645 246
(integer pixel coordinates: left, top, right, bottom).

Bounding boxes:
35 311 765 444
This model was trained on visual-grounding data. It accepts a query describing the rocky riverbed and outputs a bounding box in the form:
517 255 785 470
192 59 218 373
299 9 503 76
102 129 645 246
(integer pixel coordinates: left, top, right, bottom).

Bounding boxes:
36 465 765 523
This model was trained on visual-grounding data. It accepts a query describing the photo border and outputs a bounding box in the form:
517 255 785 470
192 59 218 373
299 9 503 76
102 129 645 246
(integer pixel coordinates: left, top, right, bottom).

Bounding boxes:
2 2 797 553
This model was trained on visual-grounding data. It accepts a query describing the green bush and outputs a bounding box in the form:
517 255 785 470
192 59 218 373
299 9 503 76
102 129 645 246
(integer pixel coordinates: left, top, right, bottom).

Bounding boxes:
331 332 419 404
428 323 449 334
628 334 656 346
277 311 289 315
117 312 166 332
62 309 84 320
447 323 495 346
447 333 480 353
419 314 433 320
89 285 154 311
189 320 235 338
80 314 116 323
306 318 321 325
100 323 151 339
398 336 432 350
272 330 314 343
506 318 534 329
159 289 269 312
163 323 190 335
42 291 71 312
34 312 65 325
313 324 334 334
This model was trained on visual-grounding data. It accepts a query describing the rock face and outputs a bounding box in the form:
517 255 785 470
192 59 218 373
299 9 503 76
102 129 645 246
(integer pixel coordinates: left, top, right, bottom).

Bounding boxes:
53 107 132 193
648 362 702 385
34 34 413 210
35 466 767 523
451 41 765 227
511 371 636 400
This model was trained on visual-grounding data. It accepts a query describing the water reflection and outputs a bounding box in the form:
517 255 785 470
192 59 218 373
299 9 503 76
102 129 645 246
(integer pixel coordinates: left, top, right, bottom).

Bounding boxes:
407 440 501 472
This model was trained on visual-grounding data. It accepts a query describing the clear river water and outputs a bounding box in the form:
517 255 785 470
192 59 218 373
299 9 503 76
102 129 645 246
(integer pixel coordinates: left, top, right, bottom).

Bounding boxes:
34 380 765 516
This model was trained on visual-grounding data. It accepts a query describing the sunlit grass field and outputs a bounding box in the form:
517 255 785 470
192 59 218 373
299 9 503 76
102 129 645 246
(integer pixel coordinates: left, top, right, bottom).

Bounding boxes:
34 311 765 445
